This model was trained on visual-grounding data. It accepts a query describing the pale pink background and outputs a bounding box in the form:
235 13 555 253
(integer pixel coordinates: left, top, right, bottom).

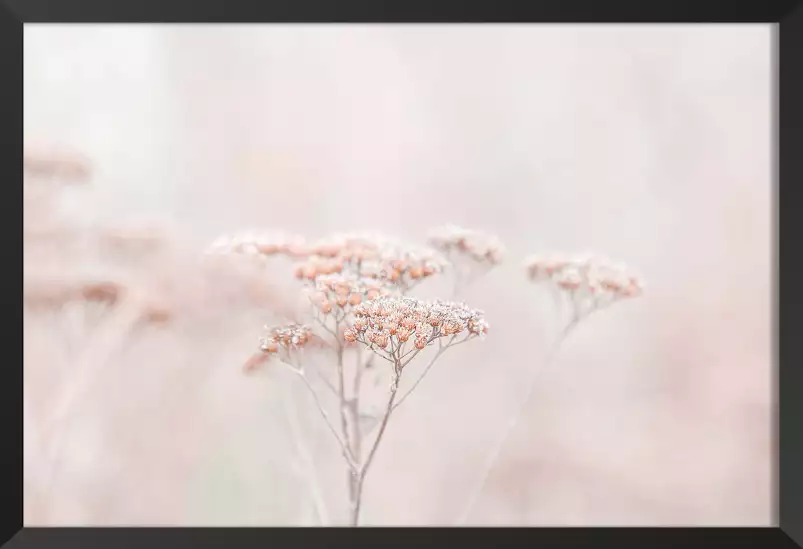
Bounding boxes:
23 24 773 526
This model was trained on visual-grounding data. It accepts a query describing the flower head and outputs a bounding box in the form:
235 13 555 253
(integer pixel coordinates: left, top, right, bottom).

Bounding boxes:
348 296 487 362
307 273 396 315
249 322 317 371
259 322 315 353
428 225 505 266
300 232 448 291
525 252 643 317
206 230 309 263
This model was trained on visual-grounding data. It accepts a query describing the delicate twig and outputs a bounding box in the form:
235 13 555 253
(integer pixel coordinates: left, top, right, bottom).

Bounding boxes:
351 358 403 525
312 368 339 398
391 340 453 412
454 318 579 525
332 325 363 526
294 370 358 472
280 385 329 525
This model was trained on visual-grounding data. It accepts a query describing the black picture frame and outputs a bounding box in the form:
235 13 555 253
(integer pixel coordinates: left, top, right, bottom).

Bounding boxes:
3 1 800 547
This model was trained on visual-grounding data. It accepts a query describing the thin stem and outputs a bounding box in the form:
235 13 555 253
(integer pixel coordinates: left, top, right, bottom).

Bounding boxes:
313 368 339 398
316 318 340 344
352 348 365 448
280 386 329 525
295 371 357 472
332 327 360 523
454 318 579 525
391 337 455 412
345 348 364 525
351 360 402 526
34 298 142 517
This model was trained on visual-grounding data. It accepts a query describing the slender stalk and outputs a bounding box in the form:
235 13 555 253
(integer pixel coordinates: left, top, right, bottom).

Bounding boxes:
281 386 329 525
390 334 471 414
329 318 365 526
295 371 357 472
349 346 364 461
391 349 444 412
32 299 142 521
342 346 364 526
350 358 402 526
454 318 579 525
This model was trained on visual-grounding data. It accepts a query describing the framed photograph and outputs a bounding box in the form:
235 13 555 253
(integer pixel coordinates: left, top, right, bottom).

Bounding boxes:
4 1 799 547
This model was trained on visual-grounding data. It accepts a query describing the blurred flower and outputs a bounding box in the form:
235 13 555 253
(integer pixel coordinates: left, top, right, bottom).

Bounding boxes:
307 273 396 316
246 323 317 373
205 230 309 263
299 232 448 292
428 224 505 266
24 146 92 184
525 252 644 319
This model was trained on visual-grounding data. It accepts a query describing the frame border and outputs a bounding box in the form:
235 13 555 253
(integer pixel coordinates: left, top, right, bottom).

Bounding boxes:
4 1 799 547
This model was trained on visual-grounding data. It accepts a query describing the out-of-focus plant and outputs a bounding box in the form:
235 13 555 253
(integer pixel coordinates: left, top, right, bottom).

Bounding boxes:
455 252 644 524
22 146 297 524
427 225 505 297
212 228 644 526
213 231 488 525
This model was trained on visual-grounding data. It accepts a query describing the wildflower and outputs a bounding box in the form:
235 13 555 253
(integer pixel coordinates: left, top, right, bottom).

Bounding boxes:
248 322 316 372
306 273 396 314
348 296 488 361
525 252 643 318
293 256 345 280
300 232 448 292
205 230 309 263
259 323 314 352
428 225 506 266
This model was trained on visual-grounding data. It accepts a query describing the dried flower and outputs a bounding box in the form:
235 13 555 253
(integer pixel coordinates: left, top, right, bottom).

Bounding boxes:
428 225 506 266
206 230 309 263
298 232 448 292
349 296 488 361
525 252 643 318
249 322 316 372
294 256 345 280
307 273 396 316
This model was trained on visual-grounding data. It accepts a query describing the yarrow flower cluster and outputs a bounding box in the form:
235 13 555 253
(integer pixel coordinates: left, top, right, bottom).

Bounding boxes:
306 232 386 261
206 231 309 262
258 322 316 355
294 255 348 280
308 273 396 315
344 296 488 355
525 253 644 318
428 225 505 266
296 232 448 291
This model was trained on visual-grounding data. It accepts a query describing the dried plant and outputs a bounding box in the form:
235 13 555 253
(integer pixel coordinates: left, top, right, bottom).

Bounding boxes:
23 152 300 524
246 296 488 525
428 224 505 297
215 223 646 526
26 167 645 527
455 252 643 524
222 228 487 525
205 231 310 261
294 232 448 293
525 252 644 326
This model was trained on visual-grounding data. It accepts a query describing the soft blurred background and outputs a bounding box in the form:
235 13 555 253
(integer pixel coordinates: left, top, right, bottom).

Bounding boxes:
23 24 773 526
